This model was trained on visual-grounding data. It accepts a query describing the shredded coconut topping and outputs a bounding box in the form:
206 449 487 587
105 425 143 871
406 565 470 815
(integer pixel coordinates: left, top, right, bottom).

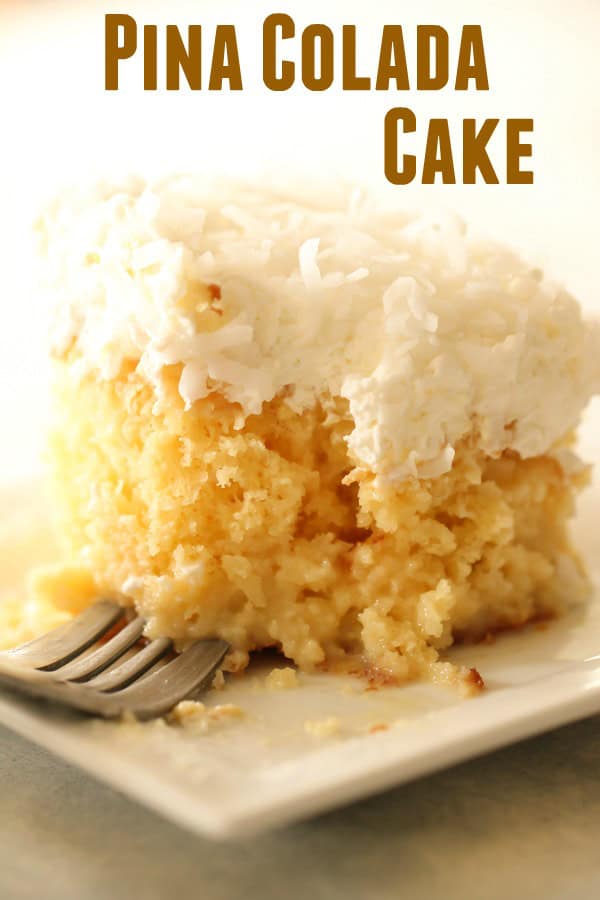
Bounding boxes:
39 176 600 481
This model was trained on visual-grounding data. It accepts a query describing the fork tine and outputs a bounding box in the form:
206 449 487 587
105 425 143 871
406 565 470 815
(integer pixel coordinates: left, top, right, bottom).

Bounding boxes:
107 638 229 720
0 637 228 719
85 637 173 692
55 616 146 682
9 601 123 670
1 598 230 719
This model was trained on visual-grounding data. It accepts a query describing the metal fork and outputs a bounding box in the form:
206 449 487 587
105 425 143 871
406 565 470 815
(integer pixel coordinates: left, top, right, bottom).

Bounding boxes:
0 600 229 720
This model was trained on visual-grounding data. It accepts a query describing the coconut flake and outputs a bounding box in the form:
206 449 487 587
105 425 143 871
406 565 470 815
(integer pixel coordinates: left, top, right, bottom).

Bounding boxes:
298 237 322 290
41 177 600 484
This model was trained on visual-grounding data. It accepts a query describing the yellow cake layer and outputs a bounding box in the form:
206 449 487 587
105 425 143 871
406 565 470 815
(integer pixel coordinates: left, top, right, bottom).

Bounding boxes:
42 358 589 688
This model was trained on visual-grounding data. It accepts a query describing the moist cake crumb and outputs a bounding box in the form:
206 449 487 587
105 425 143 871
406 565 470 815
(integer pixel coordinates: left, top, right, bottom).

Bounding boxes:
211 669 226 691
169 700 244 732
265 667 299 690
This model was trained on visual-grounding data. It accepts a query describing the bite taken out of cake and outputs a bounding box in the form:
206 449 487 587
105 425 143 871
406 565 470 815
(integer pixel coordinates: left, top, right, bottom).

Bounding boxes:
31 177 600 692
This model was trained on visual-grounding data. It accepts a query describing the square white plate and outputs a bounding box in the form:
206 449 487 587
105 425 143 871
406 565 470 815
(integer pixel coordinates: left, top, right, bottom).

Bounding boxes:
1 409 599 840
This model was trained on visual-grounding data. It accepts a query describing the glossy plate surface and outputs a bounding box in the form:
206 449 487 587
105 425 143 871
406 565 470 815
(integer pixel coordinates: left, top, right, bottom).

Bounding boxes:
1 407 598 839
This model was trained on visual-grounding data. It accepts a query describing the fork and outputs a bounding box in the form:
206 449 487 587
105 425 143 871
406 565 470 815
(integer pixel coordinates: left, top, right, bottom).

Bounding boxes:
0 600 229 720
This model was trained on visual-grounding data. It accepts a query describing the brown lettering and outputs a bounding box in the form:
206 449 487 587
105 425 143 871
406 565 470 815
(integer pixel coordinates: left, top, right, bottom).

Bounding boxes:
384 107 417 185
507 119 534 183
342 25 370 90
417 25 449 90
105 14 137 90
302 24 334 91
463 118 499 183
166 25 202 90
455 25 489 90
422 119 456 183
263 13 295 90
143 25 157 90
209 25 243 90
376 25 409 90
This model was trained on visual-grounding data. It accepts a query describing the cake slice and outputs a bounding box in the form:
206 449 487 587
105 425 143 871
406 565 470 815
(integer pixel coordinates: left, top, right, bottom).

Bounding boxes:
34 177 599 690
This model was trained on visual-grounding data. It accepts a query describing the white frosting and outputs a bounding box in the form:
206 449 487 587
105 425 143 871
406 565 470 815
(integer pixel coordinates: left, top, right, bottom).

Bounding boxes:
40 176 600 481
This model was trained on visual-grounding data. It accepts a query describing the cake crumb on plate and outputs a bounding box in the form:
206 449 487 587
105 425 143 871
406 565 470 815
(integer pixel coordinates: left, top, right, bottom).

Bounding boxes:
169 701 244 733
265 667 298 690
211 669 226 691
304 717 341 738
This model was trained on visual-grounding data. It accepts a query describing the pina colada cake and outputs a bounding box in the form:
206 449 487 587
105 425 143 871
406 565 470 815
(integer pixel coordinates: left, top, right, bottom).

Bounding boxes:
22 178 599 691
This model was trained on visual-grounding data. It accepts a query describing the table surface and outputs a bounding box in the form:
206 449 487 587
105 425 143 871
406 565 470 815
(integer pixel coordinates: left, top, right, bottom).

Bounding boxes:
1 715 599 900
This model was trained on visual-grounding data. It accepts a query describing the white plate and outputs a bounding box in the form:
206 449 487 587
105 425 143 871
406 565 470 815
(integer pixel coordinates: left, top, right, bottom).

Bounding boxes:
1 409 599 840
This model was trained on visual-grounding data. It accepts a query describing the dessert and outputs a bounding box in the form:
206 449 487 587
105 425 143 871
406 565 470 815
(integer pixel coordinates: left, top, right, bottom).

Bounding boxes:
31 177 599 690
